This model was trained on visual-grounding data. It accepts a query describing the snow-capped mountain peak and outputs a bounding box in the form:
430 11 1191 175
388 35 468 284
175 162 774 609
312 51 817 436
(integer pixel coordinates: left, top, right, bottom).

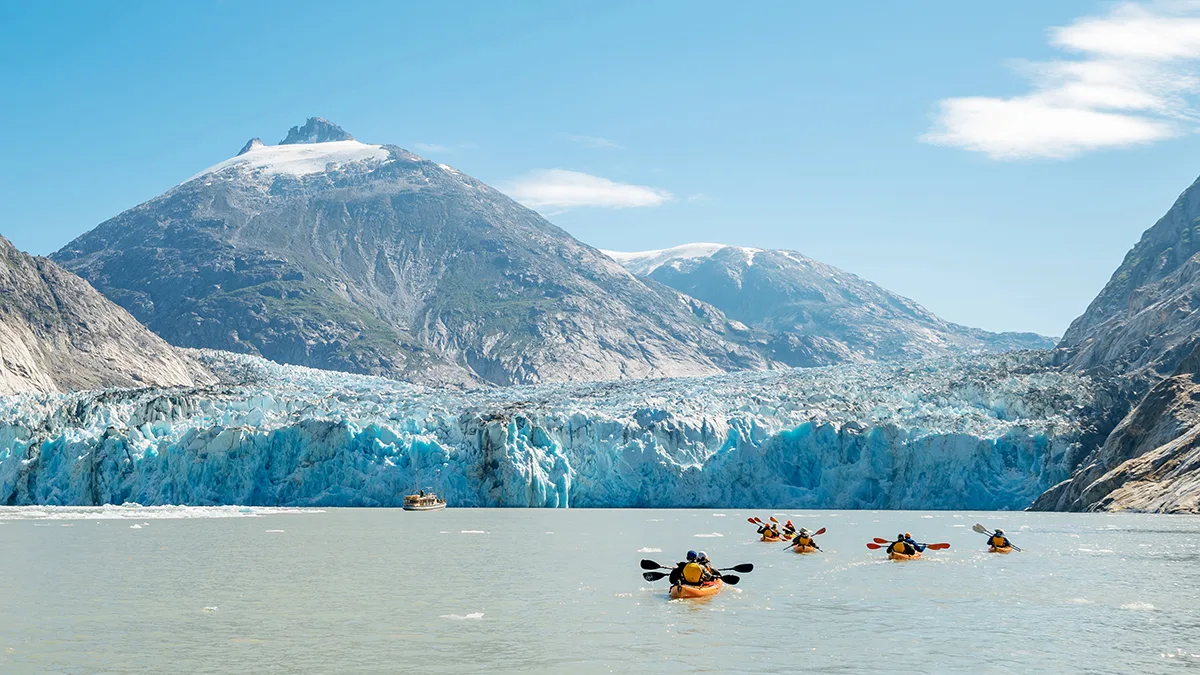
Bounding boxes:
602 243 762 275
188 139 392 183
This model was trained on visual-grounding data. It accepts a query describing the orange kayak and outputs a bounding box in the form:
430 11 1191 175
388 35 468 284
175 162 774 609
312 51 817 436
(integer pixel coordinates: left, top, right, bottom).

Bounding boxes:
670 579 724 599
761 535 782 542
989 546 1013 554
888 551 922 561
792 544 819 554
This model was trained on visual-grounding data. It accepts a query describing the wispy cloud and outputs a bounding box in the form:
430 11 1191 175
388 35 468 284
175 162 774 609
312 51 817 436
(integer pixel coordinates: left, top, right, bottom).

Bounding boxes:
560 133 620 149
412 142 477 154
500 169 672 209
922 2 1200 159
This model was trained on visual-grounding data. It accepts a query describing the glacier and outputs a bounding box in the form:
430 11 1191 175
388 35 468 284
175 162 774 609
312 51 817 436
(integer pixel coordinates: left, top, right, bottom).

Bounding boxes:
0 350 1098 509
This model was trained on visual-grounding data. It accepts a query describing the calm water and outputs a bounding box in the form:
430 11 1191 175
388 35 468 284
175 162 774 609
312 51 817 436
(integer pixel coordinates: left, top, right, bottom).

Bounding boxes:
0 507 1198 674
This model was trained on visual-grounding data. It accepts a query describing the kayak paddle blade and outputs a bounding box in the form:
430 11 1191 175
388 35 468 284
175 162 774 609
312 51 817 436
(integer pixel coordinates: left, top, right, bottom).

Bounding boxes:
720 574 740 585
640 559 663 570
972 524 989 534
813 527 827 536
642 571 669 582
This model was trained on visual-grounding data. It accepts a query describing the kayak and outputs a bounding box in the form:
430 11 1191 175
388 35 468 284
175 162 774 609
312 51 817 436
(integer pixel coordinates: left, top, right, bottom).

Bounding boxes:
761 535 782 542
888 550 922 561
792 544 819 554
989 546 1013 554
670 579 723 599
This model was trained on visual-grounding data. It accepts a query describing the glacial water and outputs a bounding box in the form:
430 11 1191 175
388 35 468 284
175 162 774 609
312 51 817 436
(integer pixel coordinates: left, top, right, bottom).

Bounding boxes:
0 508 1196 674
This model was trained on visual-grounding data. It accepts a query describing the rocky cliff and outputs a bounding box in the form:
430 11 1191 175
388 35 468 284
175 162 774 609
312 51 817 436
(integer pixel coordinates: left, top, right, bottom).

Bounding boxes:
0 235 209 394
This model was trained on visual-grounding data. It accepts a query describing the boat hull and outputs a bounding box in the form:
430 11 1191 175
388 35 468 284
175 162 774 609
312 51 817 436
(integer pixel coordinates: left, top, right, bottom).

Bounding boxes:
670 579 723 599
403 503 446 511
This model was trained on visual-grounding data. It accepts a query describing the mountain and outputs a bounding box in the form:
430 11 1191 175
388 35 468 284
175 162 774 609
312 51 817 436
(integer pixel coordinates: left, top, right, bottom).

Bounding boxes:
603 243 1055 366
1033 173 1200 513
0 235 208 394
52 119 769 386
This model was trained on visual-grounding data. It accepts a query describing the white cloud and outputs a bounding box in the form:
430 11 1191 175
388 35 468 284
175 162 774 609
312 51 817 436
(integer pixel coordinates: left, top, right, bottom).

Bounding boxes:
501 169 672 209
561 133 620 148
413 142 449 153
922 2 1200 159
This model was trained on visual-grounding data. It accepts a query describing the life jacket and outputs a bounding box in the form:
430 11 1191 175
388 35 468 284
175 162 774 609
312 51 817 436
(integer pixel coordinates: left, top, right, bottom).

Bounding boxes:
766 527 779 538
889 541 912 555
989 535 1008 548
682 562 704 584
794 536 813 547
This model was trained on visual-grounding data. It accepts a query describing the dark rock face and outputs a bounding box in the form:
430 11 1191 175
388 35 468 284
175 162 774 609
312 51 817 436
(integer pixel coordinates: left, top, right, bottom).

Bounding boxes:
1032 174 1200 512
279 117 355 145
1032 343 1200 513
0 235 210 394
607 244 1055 366
53 122 770 386
1058 175 1200 380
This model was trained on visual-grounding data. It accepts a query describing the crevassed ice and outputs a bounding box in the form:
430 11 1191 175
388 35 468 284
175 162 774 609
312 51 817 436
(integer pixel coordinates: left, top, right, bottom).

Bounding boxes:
0 350 1095 510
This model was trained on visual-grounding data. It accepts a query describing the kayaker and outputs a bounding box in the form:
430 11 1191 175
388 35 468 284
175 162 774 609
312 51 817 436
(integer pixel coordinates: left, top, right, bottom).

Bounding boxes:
696 551 719 580
901 532 926 553
888 533 918 556
669 551 699 585
782 521 796 537
987 529 1013 549
756 522 778 538
793 528 818 549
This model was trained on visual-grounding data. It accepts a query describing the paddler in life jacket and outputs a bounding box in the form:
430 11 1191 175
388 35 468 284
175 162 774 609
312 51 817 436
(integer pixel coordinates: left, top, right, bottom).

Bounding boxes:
669 551 699 585
678 551 710 587
756 521 780 539
887 533 922 556
792 528 818 550
782 521 797 538
696 551 718 580
987 529 1013 549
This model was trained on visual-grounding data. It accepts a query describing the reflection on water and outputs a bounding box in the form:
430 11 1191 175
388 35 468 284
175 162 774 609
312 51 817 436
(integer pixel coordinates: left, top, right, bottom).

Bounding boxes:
0 508 1197 674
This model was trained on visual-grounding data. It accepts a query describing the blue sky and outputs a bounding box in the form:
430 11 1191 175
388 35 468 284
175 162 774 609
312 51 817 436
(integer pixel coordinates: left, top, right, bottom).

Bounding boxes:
4 1 1200 336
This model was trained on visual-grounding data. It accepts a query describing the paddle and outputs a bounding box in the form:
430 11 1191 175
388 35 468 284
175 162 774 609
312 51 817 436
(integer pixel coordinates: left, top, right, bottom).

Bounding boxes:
974 523 1023 551
717 563 754 573
641 559 670 571
782 527 826 550
866 541 950 551
643 571 669 581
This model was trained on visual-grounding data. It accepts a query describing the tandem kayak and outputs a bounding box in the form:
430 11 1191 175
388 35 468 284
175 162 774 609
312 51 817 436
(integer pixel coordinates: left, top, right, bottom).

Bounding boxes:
792 544 819 554
888 551 922 561
761 535 782 542
989 546 1013 554
670 579 724 599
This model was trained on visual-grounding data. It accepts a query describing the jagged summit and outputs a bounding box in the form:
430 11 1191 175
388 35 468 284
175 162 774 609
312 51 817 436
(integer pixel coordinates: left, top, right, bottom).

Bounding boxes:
279 117 354 145
237 138 264 156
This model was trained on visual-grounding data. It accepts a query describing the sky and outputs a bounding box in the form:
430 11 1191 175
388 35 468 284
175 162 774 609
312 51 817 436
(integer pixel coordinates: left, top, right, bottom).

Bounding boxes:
4 1 1200 337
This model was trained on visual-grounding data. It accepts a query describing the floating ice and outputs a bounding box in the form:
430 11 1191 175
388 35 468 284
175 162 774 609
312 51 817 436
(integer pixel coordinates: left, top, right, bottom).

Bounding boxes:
1121 602 1156 611
440 612 484 620
0 350 1097 509
694 533 724 538
637 547 662 553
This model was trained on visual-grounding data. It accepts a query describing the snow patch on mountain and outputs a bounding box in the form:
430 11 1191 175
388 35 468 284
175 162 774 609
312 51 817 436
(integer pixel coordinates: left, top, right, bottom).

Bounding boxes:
187 140 392 183
602 243 761 275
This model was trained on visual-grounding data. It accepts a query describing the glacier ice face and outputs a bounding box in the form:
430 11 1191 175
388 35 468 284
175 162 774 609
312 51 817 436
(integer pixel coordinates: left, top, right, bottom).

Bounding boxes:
0 350 1098 509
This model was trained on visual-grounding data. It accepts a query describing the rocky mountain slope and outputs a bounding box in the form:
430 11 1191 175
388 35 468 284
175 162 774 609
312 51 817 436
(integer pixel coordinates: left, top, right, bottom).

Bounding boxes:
1034 173 1200 513
0 235 208 394
605 244 1054 366
53 119 768 386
